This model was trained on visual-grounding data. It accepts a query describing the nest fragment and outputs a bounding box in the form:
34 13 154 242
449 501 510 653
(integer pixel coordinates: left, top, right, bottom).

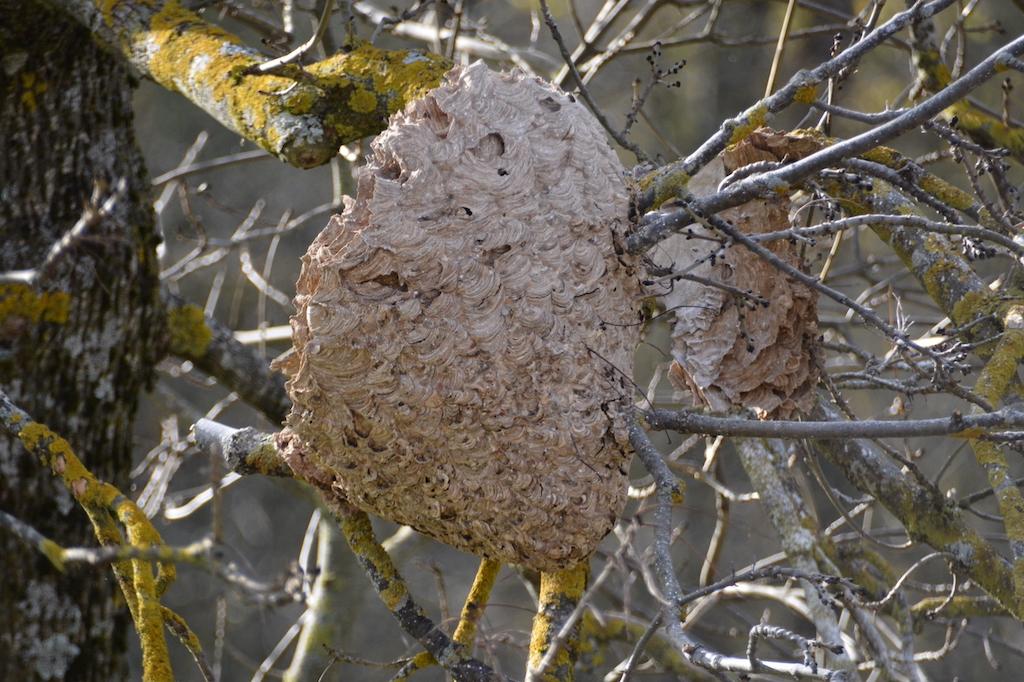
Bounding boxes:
275 63 643 571
651 130 820 419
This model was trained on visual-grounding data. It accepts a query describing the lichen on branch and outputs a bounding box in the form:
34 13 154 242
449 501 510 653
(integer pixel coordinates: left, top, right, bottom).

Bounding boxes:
0 387 182 680
58 0 451 168
907 7 1024 163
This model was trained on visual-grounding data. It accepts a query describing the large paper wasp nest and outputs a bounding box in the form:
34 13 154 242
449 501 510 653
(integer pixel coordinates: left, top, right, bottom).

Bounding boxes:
651 130 820 419
275 63 642 571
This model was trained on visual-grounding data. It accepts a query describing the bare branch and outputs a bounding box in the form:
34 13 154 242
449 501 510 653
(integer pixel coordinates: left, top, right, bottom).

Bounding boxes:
630 29 1024 252
645 405 1024 439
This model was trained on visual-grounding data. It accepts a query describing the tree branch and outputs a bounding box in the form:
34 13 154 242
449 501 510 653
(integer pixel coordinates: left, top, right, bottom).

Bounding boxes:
0 387 177 680
627 425 848 679
188 419 505 681
629 29 1024 252
811 403 1021 618
644 405 1024 439
634 0 958 213
165 291 291 425
52 0 450 168
526 563 589 682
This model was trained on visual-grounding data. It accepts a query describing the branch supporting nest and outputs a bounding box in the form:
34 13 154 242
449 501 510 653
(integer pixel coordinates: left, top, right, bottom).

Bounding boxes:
189 419 506 681
52 0 450 167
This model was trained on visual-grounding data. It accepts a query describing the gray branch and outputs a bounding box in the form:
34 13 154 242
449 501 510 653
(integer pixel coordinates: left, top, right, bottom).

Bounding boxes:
645 406 1024 439
629 30 1024 252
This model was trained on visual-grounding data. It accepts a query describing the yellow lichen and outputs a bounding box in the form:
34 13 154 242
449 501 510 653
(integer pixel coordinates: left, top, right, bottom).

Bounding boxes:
964 310 1024 605
39 538 66 572
348 87 377 114
528 564 588 680
912 47 952 92
133 583 173 681
17 413 178 679
670 477 685 505
947 100 1024 163
863 144 999 227
949 288 995 328
281 84 320 115
18 422 115 508
578 612 692 675
793 83 817 104
453 558 500 646
0 283 70 324
99 0 121 28
145 0 283 149
311 42 450 113
167 303 212 359
340 510 408 610
19 72 47 112
728 105 768 145
161 606 204 653
911 595 1007 618
139 11 448 165
246 441 290 476
636 168 690 210
974 327 1024 405
404 557 499 676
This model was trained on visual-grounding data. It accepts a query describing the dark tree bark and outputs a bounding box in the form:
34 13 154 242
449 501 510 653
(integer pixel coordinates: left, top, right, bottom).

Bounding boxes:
0 2 163 678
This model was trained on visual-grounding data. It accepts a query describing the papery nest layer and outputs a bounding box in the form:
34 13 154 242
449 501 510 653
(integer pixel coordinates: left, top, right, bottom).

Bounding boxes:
651 129 821 419
275 63 644 571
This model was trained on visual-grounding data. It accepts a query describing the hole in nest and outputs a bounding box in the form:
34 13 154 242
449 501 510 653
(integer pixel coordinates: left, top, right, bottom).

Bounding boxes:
471 132 505 161
376 155 402 181
481 244 512 265
419 97 452 137
539 96 561 112
371 272 408 292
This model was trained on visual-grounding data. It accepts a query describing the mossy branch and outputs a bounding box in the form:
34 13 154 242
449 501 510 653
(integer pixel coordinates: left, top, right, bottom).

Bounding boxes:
0 387 181 681
911 595 1007 619
188 419 506 680
192 418 292 477
908 4 1024 163
165 291 291 424
527 563 589 682
967 308 1024 605
54 0 451 168
396 557 502 679
812 142 1005 348
577 612 718 680
813 403 1022 619
329 502 507 682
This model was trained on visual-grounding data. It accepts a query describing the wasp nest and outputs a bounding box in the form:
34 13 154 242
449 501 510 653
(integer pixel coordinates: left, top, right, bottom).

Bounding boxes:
275 63 642 571
651 130 820 419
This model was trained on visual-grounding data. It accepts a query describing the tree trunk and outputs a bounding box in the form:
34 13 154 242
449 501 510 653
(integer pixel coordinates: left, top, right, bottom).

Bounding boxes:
0 2 163 678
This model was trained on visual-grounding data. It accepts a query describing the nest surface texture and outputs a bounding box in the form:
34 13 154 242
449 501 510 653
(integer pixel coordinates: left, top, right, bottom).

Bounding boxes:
275 63 642 571
652 131 820 419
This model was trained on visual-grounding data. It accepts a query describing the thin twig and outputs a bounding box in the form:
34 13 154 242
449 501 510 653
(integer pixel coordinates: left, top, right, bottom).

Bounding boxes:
537 0 648 161
253 0 335 73
764 0 799 97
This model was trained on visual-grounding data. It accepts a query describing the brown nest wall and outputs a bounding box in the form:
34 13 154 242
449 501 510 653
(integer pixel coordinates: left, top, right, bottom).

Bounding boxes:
275 63 643 571
653 131 820 419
